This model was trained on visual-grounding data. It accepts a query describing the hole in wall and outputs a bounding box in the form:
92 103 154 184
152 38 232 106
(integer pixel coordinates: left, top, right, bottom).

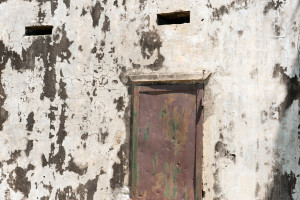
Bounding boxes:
157 11 190 25
25 26 53 36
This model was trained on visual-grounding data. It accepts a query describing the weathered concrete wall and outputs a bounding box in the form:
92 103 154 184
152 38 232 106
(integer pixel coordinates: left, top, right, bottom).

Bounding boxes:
0 0 299 199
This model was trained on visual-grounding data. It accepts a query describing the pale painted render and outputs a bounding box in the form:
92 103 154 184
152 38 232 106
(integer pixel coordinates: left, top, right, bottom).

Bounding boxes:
0 0 299 199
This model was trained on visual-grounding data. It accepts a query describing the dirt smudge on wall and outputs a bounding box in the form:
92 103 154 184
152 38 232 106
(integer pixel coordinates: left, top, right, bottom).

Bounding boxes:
265 165 296 200
139 30 165 70
263 0 286 15
110 144 128 190
26 112 35 131
91 1 104 28
7 164 35 198
273 63 299 120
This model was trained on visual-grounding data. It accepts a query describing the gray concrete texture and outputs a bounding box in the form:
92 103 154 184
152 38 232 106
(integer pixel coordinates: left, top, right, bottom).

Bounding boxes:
0 0 299 199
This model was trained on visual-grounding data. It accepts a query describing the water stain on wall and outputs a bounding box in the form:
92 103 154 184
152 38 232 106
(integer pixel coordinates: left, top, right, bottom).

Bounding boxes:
273 63 300 120
26 112 35 132
91 1 104 28
263 0 286 15
265 165 297 200
7 164 35 198
139 30 165 70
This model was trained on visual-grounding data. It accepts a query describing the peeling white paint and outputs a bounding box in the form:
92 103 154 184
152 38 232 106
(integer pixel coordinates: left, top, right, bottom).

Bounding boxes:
0 0 299 199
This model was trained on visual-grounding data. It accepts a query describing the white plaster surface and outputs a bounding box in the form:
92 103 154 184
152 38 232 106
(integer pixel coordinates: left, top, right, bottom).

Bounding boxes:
0 0 299 199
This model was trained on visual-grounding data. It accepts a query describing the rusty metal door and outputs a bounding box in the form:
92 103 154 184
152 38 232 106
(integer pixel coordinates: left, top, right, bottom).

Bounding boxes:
131 84 203 200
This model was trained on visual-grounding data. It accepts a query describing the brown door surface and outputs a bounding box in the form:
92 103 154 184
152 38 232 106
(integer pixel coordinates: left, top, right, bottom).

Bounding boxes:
131 84 203 200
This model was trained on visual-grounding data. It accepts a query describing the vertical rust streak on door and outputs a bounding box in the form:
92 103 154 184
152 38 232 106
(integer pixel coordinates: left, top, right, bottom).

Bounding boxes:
131 84 204 200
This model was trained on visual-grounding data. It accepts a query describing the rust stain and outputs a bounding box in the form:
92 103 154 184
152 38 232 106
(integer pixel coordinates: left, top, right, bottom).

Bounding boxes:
161 103 192 156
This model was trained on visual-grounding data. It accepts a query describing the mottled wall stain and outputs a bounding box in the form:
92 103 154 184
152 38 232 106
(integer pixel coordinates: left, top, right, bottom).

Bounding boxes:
25 140 33 157
102 15 111 33
26 112 35 132
0 26 72 103
263 0 286 15
7 164 35 198
265 165 297 200
58 70 68 100
0 0 300 199
114 96 125 112
139 30 165 70
273 63 300 120
43 103 68 175
110 144 128 190
209 0 248 21
91 1 104 28
66 157 88 176
6 150 22 165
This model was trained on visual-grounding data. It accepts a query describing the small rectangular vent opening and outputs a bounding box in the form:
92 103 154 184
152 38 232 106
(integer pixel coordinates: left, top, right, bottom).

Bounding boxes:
157 11 190 25
25 26 53 36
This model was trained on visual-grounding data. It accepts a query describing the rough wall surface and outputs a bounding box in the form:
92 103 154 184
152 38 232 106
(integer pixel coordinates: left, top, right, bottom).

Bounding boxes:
0 0 299 199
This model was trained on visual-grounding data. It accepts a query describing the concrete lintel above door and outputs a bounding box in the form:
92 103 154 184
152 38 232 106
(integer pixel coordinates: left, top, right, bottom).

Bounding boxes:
129 72 211 83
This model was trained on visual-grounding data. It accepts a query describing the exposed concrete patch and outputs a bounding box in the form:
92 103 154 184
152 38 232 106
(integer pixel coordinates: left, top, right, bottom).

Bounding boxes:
50 0 58 16
273 63 300 120
0 0 300 199
100 128 109 144
58 70 68 100
0 41 23 71
81 132 88 141
55 186 76 199
110 144 128 190
79 175 99 200
45 144 66 174
6 150 22 165
274 24 281 36
4 189 11 200
215 141 236 163
114 96 125 112
237 30 243 37
118 65 128 85
0 40 17 130
0 106 8 131
81 7 88 16
7 164 35 198
139 0 147 10
26 112 35 132
42 103 68 173
25 140 33 157
132 62 141 69
1 24 74 103
139 30 165 70
57 103 67 145
91 1 104 28
212 5 229 21
265 165 297 200
210 0 248 21
63 0 70 9
66 156 88 176
48 106 58 131
37 4 46 23
91 46 105 63
102 15 111 33
263 0 286 15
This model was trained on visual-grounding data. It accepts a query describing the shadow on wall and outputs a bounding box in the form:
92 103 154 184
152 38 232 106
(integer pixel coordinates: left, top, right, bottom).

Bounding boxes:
264 10 300 199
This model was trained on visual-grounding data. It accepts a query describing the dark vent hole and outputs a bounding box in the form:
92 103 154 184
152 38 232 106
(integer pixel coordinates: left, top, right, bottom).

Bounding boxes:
25 26 53 36
157 11 190 25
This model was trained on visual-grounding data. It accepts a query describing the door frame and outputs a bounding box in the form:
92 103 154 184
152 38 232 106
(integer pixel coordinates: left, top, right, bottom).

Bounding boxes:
129 73 208 200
